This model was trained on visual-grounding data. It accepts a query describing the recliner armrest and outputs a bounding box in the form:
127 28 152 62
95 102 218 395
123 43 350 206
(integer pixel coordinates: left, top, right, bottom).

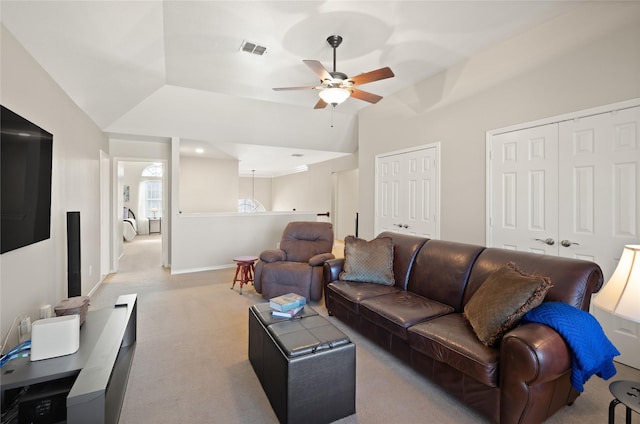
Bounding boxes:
260 249 286 263
309 253 335 266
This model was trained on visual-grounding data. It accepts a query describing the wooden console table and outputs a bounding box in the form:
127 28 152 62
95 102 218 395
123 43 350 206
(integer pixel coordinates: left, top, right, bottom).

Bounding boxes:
1 294 137 424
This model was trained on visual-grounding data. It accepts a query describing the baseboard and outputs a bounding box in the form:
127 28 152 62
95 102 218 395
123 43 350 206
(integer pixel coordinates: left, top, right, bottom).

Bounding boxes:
170 263 236 275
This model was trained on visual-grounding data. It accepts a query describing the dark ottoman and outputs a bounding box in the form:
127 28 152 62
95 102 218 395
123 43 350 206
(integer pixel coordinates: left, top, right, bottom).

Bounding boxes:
248 303 356 424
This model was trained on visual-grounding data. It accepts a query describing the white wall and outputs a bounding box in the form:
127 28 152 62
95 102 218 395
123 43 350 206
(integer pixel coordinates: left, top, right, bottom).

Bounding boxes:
169 138 317 273
171 212 317 274
271 154 358 214
358 2 640 243
1 26 108 346
179 156 238 213
239 176 272 211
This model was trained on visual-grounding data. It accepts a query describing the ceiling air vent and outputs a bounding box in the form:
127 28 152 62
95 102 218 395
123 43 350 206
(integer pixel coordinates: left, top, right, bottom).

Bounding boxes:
240 40 267 56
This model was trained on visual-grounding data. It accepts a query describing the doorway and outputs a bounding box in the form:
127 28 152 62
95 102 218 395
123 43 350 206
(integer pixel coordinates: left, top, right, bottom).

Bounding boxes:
333 169 359 241
113 158 168 272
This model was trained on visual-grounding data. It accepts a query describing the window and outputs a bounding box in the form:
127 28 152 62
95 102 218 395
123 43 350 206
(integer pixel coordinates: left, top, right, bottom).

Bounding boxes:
145 180 162 217
142 164 163 177
238 198 265 213
141 164 162 218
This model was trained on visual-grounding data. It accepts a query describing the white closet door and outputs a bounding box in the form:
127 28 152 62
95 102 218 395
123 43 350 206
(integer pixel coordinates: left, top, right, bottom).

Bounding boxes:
558 107 640 278
375 145 439 238
489 124 559 254
559 106 640 370
377 154 402 234
488 104 640 369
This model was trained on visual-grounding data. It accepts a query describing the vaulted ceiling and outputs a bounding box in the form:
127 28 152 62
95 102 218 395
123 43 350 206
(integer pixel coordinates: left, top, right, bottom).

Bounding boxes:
1 1 583 175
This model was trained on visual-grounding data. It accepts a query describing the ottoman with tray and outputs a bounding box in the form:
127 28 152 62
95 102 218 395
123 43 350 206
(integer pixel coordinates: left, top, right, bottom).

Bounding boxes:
248 303 356 424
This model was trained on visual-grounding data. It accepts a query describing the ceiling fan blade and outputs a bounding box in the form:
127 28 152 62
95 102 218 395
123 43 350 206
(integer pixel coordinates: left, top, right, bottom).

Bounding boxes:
349 67 395 86
350 88 383 104
272 86 316 91
304 60 332 81
314 98 328 109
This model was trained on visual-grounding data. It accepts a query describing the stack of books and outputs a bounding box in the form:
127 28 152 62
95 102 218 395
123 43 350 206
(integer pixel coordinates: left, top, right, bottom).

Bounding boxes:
269 293 307 318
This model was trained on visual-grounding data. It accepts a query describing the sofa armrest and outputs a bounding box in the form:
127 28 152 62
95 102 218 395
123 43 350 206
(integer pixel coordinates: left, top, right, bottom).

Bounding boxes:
323 258 345 285
499 323 574 424
260 249 286 263
309 253 335 266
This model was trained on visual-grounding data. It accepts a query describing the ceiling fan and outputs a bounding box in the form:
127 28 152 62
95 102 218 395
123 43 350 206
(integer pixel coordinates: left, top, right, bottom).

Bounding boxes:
273 35 394 109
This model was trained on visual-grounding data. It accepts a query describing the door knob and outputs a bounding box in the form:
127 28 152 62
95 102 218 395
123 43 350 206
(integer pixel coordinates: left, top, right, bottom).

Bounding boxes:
560 240 580 247
534 238 555 246
402 224 408 229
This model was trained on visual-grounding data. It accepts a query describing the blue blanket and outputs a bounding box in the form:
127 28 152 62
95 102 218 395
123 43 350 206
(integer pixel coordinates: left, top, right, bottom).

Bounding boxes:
521 302 620 392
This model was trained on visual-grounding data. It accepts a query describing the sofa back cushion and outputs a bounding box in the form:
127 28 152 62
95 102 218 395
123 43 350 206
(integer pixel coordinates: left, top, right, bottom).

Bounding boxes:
464 248 604 311
407 240 485 311
376 232 428 290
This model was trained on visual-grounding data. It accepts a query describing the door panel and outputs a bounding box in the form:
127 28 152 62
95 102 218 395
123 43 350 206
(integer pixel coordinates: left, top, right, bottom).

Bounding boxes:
376 145 439 238
558 107 640 279
489 124 559 254
377 157 401 233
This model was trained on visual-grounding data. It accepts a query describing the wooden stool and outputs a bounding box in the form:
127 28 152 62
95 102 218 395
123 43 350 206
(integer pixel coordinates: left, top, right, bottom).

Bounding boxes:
231 256 258 294
609 380 640 424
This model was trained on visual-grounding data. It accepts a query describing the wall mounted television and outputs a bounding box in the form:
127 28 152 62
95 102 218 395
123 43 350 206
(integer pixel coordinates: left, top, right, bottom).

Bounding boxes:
1 105 53 254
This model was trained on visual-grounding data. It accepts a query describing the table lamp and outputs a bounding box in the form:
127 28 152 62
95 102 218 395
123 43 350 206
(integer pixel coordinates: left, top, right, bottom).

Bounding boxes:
593 245 640 323
151 207 158 218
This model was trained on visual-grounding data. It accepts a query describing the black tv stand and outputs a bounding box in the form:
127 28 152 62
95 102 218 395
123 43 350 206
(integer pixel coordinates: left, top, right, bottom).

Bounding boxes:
1 294 137 424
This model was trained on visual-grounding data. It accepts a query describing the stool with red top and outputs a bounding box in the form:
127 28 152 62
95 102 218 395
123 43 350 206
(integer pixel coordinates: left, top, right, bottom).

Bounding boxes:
231 256 259 294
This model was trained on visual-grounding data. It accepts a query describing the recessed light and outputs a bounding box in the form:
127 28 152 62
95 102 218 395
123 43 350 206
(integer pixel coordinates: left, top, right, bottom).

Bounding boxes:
196 148 204 154
291 153 304 157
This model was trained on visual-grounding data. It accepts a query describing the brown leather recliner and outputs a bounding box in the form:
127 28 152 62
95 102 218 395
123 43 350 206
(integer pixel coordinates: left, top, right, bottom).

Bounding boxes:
254 221 334 302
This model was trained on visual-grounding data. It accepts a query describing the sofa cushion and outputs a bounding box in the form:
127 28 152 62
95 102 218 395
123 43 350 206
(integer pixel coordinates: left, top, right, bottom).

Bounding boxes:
360 292 454 340
340 236 395 286
463 262 552 347
408 313 500 387
327 281 399 314
406 240 484 312
260 261 314 300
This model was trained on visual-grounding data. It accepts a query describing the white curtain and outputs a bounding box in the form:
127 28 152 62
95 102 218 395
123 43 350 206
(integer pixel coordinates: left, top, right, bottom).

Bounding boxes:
137 181 149 234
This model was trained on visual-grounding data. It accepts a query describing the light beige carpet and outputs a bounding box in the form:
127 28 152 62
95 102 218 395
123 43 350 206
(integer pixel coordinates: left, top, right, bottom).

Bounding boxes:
91 235 640 423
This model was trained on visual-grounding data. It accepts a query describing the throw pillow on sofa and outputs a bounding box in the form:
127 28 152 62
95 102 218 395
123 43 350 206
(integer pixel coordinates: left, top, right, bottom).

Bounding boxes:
339 235 395 286
464 262 552 347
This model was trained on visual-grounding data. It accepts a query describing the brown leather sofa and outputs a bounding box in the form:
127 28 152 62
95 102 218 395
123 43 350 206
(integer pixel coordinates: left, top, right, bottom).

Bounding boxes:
323 232 604 424
254 221 334 302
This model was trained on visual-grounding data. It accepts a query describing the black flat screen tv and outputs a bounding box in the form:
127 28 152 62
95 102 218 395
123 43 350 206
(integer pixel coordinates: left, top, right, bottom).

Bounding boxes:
1 105 53 254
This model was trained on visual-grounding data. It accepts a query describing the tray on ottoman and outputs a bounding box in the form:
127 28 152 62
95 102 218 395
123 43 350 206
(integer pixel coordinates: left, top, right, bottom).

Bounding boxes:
248 303 356 424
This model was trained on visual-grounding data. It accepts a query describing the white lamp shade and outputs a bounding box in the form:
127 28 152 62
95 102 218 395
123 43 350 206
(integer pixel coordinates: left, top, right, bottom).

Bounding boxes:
319 87 351 105
593 245 640 322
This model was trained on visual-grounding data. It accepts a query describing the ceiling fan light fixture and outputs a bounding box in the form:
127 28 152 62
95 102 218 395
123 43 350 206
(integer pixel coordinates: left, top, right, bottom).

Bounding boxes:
319 87 350 105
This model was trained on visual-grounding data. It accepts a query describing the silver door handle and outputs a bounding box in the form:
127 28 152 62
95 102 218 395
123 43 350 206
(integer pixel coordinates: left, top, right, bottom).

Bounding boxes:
534 238 555 246
560 240 580 247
